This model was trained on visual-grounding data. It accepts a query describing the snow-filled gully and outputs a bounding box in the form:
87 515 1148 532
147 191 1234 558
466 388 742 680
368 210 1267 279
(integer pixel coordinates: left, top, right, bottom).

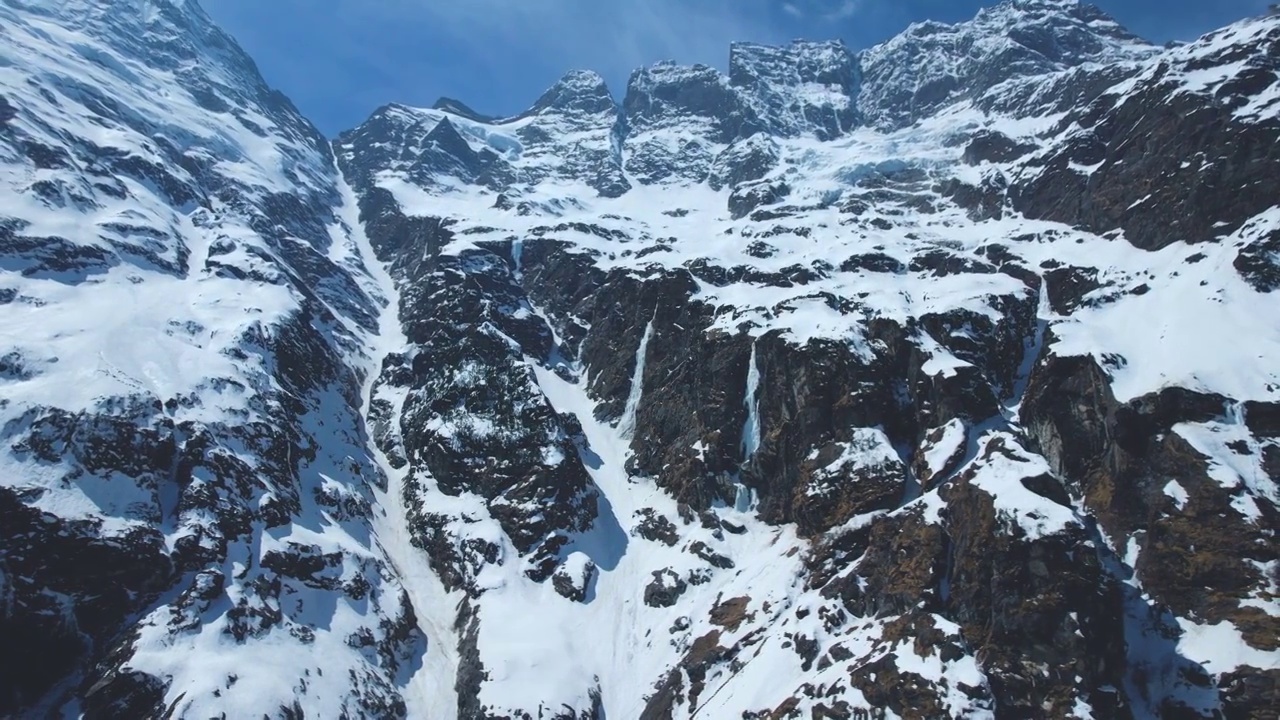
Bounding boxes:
528 360 808 718
342 176 461 720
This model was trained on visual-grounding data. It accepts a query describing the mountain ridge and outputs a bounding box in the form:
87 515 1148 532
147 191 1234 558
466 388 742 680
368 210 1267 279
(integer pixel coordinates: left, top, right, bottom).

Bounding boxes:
404 0 1152 142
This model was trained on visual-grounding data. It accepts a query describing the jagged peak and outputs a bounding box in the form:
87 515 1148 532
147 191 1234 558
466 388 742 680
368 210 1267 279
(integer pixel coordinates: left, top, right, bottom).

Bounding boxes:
341 102 438 139
879 0 1147 53
730 38 852 56
431 97 500 124
552 69 610 93
880 0 1141 40
975 0 1089 19
397 72 615 127
993 0 1082 10
729 38 851 54
627 60 727 90
897 19 957 38
424 114 461 137
368 101 417 119
523 69 615 118
857 0 1155 128
620 60 744 143
728 39 858 89
975 0 1141 36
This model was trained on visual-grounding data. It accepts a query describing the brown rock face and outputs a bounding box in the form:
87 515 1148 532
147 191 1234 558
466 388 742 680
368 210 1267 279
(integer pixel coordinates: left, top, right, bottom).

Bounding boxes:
746 332 912 535
1023 353 1278 620
1022 352 1280 713
943 459 1128 718
1011 22 1280 251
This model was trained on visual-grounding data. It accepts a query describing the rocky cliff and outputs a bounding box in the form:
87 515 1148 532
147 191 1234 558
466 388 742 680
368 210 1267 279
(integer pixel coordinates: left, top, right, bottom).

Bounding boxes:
2 0 1277 718
0 0 419 716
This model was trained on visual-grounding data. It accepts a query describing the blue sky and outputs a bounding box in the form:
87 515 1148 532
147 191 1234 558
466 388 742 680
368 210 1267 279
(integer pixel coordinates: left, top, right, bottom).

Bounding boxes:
201 0 1273 136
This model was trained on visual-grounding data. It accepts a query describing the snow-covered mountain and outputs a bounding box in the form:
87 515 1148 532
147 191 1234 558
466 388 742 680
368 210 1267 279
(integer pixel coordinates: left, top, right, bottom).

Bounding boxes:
2 0 1278 718
0 0 418 716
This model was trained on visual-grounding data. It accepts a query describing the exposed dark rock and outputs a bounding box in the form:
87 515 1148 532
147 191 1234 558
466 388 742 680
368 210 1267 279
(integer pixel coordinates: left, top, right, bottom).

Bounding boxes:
913 421 967 490
962 129 1037 164
708 134 779 191
455 599 488 720
935 174 1006 221
635 508 680 546
1043 265 1103 314
0 479 175 714
1244 401 1280 437
943 443 1128 718
553 558 598 603
840 252 906 274
644 569 689 608
908 250 997 277
745 240 778 259
82 668 168 720
431 97 500 123
689 541 735 570
529 268 755 510
357 211 600 570
261 543 344 591
1022 353 1279 651
0 94 15 125
1234 228 1280 292
729 179 791 219
0 231 116 278
1218 668 1280 719
743 330 916 535
1011 25 1280 250
821 506 946 618
709 596 752 632
847 652 954 719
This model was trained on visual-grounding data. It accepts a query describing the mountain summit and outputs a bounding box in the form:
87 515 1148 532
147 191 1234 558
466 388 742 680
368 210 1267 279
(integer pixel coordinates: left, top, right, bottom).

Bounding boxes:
2 0 1279 718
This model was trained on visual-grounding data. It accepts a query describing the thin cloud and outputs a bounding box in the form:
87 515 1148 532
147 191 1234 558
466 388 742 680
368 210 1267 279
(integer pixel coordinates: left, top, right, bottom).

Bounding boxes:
828 0 864 20
379 0 788 72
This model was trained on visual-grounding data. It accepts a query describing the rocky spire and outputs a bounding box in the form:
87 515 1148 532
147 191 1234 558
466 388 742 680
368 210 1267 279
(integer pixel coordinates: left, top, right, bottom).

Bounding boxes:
858 0 1155 128
524 69 616 118
729 40 861 140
